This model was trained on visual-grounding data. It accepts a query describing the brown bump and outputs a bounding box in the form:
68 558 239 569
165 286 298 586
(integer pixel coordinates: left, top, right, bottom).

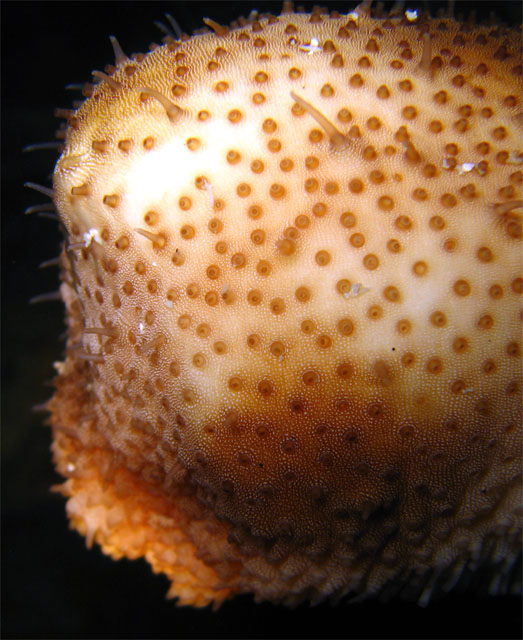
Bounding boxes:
337 108 352 123
401 352 415 367
384 286 400 302
426 357 443 374
423 164 438 178
115 236 129 250
482 359 497 375
336 363 353 380
280 158 294 172
378 196 394 211
430 311 447 328
396 319 411 335
511 278 523 294
451 379 466 394
301 319 315 335
277 238 296 256
441 193 457 208
453 280 471 296
206 264 220 280
258 380 274 397
337 318 354 336
227 150 241 164
295 214 310 229
413 261 428 276
367 305 383 320
302 370 319 386
236 183 251 198
180 224 195 240
205 291 219 306
270 341 285 358
340 212 356 229
179 196 192 210
387 239 401 253
363 254 379 270
395 216 412 231
443 238 457 252
349 179 364 194
103 194 119 208
295 286 311 303
507 342 520 357
270 297 285 314
453 337 468 353
315 250 331 266
231 253 246 268
350 233 365 248
489 284 503 299
228 376 242 392
377 85 390 99
208 218 223 234
270 183 286 199
316 334 332 349
247 289 262 306
247 334 261 349
336 279 352 295
477 314 494 330
256 260 271 276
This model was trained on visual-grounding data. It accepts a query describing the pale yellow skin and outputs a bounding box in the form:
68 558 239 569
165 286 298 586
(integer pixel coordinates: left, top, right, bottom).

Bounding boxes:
49 6 522 607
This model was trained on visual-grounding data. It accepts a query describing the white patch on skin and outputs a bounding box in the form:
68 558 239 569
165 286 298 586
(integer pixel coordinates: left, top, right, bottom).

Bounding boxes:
138 322 145 334
122 119 263 229
405 9 418 21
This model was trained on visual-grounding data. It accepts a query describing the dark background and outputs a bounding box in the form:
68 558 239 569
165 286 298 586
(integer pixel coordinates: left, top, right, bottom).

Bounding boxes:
2 1 522 638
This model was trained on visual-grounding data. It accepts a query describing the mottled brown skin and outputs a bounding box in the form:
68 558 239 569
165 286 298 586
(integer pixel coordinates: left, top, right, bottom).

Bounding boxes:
48 4 522 607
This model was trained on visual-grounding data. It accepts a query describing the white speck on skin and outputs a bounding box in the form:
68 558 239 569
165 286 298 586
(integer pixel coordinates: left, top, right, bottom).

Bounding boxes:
53 361 66 374
299 37 322 54
138 322 145 334
457 162 476 174
344 283 370 299
83 228 101 247
202 178 214 208
506 151 523 165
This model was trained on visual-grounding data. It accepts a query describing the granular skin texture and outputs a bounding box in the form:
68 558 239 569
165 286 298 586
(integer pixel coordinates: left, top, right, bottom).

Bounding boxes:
47 3 522 607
